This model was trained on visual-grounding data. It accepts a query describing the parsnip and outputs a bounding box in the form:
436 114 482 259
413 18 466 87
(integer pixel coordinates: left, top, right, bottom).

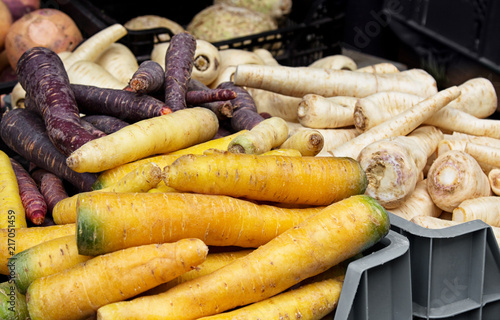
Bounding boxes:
297 94 358 129
308 54 357 70
67 60 127 89
452 196 500 227
488 168 500 196
355 62 400 73
390 179 442 220
253 48 280 66
248 87 302 122
95 42 139 84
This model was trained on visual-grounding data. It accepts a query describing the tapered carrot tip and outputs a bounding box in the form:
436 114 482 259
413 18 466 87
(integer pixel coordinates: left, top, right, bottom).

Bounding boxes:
161 107 173 115
30 214 45 225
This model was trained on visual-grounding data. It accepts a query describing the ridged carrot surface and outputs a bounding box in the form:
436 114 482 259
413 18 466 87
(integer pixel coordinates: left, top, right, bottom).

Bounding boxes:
162 151 367 206
0 150 26 228
76 192 324 256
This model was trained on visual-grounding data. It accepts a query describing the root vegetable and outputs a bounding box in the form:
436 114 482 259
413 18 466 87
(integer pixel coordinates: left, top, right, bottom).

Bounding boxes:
261 148 302 157
0 108 98 191
53 162 162 224
488 168 500 196
192 40 221 85
0 1 12 50
71 84 172 122
30 168 68 214
356 62 400 73
218 81 264 131
5 8 82 70
66 107 219 173
124 15 184 43
96 194 389 320
10 235 91 294
76 192 324 255
297 94 358 129
9 157 46 225
227 116 289 154
162 150 367 206
214 0 292 19
0 281 29 320
463 142 500 169
16 46 97 156
61 23 127 69
67 60 127 89
95 42 139 84
389 179 442 220
0 223 75 275
186 79 237 106
26 238 209 320
308 54 357 70
279 128 324 156
452 196 500 227
127 60 164 94
233 65 438 98
426 150 492 212
358 125 443 209
330 86 460 159
0 150 26 228
92 130 247 189
253 48 279 66
2 0 40 21
164 32 197 112
247 88 301 122
80 115 129 134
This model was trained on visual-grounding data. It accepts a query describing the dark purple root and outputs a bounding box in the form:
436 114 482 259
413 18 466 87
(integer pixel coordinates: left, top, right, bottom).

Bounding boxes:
129 60 165 94
81 115 130 134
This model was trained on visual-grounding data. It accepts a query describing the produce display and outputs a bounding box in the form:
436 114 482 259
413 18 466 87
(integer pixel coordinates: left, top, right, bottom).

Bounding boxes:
0 0 499 319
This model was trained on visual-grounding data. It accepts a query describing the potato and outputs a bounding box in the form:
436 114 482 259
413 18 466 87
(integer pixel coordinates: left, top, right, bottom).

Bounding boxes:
4 8 82 70
2 0 40 21
0 0 13 50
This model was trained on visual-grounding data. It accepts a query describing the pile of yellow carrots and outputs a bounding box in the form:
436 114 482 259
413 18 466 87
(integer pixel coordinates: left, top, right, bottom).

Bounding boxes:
1 21 500 320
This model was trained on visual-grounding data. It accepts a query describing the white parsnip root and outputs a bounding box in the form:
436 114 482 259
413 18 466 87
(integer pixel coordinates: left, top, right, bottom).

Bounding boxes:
426 150 492 212
95 42 139 84
355 62 400 73
488 169 500 196
67 60 128 89
297 95 358 129
308 54 357 70
233 64 437 98
358 125 443 209
248 88 302 122
330 86 460 159
452 196 500 227
390 179 442 220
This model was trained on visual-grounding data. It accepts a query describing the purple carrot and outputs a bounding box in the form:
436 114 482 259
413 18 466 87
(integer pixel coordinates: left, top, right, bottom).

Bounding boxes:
31 168 69 214
164 32 197 111
15 47 97 156
0 108 98 192
71 84 172 122
81 115 130 134
127 60 165 94
9 157 48 225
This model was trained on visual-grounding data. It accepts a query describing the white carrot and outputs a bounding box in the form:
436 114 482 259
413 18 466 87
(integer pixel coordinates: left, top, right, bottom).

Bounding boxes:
426 150 492 212
67 60 127 89
329 86 460 159
95 42 139 84
279 128 324 156
355 62 400 73
62 24 128 69
488 169 500 196
452 196 500 227
308 54 357 70
358 125 443 209
390 179 442 220
297 94 358 129
233 64 437 98
248 88 302 122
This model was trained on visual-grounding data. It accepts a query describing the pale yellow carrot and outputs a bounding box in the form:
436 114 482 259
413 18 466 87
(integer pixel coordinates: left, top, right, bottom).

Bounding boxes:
297 94 358 129
260 148 302 157
426 150 492 212
233 64 437 98
0 150 27 228
227 117 289 154
389 179 442 220
330 86 460 159
279 128 324 156
66 107 219 173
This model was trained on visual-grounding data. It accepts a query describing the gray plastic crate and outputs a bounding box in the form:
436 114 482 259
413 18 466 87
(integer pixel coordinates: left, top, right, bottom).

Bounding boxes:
331 230 412 320
389 212 500 319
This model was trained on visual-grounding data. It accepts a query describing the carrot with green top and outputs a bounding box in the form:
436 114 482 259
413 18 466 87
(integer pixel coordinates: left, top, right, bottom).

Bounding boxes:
66 107 219 173
0 224 75 275
76 192 324 256
53 162 162 224
0 281 29 320
92 130 247 190
10 235 92 294
0 150 27 229
96 194 389 320
26 238 209 320
162 150 367 206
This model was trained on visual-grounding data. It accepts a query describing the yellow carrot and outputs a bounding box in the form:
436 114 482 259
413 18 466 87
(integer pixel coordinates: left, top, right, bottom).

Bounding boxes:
0 224 75 275
162 150 367 206
330 86 460 159
10 235 92 294
53 162 162 224
26 238 208 320
66 107 219 173
426 150 492 212
76 192 324 256
279 128 324 156
0 150 27 228
452 196 500 227
92 130 247 190
0 281 29 320
260 148 302 157
96 194 389 320
227 117 289 154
